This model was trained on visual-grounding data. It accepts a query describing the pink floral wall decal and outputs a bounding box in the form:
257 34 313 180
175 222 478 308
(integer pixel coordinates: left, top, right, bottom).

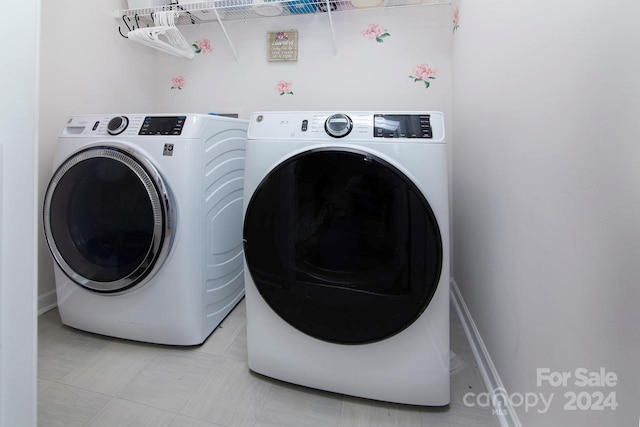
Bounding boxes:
453 7 460 32
171 76 186 90
409 64 437 89
276 80 293 95
192 38 213 54
362 24 390 43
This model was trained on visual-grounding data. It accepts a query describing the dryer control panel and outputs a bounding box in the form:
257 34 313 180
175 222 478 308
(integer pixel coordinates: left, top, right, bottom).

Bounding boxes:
248 111 444 143
373 114 432 139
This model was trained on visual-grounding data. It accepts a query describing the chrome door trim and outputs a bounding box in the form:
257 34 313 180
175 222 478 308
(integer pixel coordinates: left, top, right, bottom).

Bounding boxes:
43 145 174 293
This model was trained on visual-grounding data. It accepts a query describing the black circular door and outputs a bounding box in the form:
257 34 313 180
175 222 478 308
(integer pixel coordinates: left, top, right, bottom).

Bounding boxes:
43 146 173 293
243 149 442 344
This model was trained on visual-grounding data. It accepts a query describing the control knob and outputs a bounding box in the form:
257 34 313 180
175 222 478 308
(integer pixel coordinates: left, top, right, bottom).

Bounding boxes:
325 113 353 138
107 116 129 135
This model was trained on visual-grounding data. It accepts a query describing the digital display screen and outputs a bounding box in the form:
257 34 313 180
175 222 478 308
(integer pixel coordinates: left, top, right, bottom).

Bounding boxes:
374 114 432 139
139 116 186 136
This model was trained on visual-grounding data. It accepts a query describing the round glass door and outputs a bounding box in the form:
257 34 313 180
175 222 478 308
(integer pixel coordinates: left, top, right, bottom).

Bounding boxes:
43 146 173 293
243 149 442 344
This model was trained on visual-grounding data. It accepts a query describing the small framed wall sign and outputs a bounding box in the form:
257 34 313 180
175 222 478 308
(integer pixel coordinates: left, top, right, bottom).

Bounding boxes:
268 30 298 62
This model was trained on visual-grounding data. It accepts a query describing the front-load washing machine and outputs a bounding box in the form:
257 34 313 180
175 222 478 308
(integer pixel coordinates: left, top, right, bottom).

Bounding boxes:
43 114 247 345
242 111 450 405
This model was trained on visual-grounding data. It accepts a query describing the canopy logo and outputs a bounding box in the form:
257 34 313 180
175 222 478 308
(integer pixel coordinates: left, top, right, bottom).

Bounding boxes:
463 367 619 415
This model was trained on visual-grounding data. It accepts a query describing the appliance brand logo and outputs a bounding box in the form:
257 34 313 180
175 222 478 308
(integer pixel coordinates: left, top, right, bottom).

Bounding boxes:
163 144 174 156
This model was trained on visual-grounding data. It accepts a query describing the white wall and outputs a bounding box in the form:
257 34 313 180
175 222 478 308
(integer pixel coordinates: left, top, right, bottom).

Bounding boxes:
0 0 40 424
452 1 640 425
151 6 452 117
38 0 158 309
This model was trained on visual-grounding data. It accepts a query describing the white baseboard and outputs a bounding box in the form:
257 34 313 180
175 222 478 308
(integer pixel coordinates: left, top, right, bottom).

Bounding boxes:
38 289 57 316
450 278 522 427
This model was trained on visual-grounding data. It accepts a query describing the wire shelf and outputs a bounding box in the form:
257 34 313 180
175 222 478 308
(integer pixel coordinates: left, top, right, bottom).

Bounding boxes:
114 0 450 25
114 0 450 60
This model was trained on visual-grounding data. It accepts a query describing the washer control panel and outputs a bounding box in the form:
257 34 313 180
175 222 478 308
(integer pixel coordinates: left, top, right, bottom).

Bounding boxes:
138 116 186 136
60 115 191 137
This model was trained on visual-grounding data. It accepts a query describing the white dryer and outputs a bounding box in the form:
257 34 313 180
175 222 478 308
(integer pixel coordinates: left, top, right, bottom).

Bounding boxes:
242 111 450 405
43 114 247 345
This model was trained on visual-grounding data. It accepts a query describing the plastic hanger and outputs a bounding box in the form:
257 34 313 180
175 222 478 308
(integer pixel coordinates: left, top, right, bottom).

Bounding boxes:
127 11 195 59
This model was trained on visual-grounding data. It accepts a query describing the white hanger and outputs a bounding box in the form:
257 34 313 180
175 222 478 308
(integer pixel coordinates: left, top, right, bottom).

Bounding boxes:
128 11 195 59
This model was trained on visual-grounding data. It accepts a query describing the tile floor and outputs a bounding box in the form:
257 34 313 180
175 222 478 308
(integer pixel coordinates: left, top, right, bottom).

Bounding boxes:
38 299 500 427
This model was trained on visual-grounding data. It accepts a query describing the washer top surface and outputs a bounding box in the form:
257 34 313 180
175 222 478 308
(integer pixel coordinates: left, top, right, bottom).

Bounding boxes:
247 111 444 143
60 113 247 139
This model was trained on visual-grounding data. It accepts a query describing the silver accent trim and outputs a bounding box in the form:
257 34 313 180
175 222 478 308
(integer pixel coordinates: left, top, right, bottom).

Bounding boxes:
107 116 129 135
324 113 353 138
43 145 174 293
